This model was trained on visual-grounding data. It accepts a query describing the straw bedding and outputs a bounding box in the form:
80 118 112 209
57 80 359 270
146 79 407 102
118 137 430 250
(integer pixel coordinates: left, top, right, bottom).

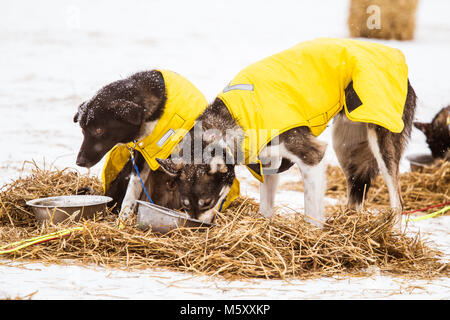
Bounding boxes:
0 161 103 228
281 160 450 214
0 162 448 280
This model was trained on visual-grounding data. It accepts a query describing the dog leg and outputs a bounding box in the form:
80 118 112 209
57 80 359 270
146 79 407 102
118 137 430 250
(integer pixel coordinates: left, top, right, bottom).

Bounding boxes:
367 128 403 227
332 113 378 210
280 127 328 228
120 165 150 219
258 143 283 218
259 174 280 218
296 157 327 227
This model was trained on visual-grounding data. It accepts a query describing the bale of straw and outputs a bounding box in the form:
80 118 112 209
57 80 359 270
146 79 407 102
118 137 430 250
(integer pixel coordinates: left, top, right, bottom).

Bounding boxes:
348 0 419 40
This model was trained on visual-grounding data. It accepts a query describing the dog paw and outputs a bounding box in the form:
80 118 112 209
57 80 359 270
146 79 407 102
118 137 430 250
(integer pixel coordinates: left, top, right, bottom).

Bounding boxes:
259 208 274 219
305 216 324 229
119 201 137 220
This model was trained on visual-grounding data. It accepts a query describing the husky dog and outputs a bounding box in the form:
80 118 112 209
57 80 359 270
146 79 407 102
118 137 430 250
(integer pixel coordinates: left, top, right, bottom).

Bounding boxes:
158 82 416 227
74 70 181 214
414 105 450 159
157 40 417 229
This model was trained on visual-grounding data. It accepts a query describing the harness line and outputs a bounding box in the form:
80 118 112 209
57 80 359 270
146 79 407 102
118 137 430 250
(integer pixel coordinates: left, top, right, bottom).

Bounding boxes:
127 141 154 204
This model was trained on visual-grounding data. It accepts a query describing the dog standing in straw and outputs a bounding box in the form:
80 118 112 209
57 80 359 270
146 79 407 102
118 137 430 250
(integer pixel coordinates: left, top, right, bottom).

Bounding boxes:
157 38 417 228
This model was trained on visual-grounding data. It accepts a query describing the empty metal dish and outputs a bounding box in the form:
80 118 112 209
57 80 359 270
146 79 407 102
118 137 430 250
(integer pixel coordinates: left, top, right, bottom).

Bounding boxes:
406 153 436 172
26 195 112 224
136 200 214 233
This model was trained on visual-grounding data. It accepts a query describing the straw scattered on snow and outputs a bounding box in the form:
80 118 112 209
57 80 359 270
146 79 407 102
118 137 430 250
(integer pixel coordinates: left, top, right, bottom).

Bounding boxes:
0 160 102 227
281 160 450 214
0 162 448 280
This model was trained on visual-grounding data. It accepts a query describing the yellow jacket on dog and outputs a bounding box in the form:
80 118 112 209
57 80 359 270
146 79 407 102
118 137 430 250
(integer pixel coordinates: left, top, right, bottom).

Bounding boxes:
101 70 240 210
217 38 409 181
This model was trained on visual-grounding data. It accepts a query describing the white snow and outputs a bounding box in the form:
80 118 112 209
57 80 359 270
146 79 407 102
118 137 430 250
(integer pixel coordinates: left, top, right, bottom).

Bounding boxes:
0 0 449 300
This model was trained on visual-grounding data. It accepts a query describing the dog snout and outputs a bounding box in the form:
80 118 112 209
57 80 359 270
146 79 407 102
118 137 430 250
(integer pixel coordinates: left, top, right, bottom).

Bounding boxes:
196 208 217 224
76 153 91 168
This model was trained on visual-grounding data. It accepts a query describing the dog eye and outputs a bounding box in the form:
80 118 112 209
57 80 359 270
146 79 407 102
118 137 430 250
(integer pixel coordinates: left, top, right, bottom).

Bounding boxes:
182 198 190 208
95 128 104 136
199 198 213 207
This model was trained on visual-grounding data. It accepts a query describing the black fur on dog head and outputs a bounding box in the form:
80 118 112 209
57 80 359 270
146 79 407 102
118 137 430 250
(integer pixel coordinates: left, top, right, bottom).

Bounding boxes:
155 98 242 222
414 105 450 159
74 70 166 168
156 142 236 223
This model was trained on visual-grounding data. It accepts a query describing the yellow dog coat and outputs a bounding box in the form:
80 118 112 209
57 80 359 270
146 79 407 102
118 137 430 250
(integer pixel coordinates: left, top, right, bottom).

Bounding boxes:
217 38 409 182
101 70 240 211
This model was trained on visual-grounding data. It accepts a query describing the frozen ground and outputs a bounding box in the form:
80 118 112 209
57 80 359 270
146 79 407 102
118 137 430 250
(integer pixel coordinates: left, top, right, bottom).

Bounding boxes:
0 0 449 299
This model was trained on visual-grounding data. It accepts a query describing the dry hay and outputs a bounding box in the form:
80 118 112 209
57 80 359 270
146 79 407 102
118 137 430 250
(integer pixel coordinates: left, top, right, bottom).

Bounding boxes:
0 163 448 280
348 0 419 40
0 161 102 227
281 160 450 214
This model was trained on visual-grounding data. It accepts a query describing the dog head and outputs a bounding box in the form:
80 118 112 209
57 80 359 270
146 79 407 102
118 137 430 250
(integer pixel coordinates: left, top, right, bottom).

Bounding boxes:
74 71 165 168
74 98 144 168
414 106 450 159
156 145 235 223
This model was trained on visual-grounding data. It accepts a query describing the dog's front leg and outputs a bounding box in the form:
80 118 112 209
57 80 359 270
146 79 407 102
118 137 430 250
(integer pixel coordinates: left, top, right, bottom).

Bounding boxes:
259 174 280 218
297 157 327 228
258 144 282 218
120 165 150 219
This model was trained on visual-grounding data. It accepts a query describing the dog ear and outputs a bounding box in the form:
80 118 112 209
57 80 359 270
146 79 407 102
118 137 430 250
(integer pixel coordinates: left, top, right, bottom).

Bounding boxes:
413 122 431 136
114 100 144 126
156 158 184 177
73 112 79 123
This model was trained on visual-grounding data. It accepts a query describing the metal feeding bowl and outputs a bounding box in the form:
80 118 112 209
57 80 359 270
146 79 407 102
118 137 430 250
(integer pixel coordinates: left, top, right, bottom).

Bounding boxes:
406 153 436 172
26 195 112 224
136 200 215 234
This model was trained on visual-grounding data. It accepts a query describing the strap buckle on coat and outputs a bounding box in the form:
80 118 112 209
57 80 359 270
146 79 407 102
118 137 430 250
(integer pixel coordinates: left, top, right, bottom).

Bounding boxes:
126 140 138 161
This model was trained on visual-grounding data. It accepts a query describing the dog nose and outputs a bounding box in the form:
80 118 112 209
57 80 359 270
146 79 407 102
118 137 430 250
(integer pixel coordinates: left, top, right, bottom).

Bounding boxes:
196 209 216 224
76 155 90 168
76 158 85 167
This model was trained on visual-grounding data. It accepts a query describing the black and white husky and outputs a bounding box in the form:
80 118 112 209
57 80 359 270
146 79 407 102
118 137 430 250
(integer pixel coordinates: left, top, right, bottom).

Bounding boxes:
158 84 417 228
74 70 180 216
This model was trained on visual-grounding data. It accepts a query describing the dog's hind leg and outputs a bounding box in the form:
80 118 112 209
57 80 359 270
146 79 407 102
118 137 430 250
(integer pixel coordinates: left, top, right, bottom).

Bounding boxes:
332 113 379 210
367 126 403 226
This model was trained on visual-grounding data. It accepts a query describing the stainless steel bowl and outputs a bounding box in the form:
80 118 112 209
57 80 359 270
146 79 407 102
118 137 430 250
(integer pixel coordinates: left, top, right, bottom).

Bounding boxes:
406 153 435 172
26 195 112 224
136 200 214 233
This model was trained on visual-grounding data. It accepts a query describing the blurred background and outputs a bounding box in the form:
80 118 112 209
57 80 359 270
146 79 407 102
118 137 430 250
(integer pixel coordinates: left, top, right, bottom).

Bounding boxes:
0 0 449 184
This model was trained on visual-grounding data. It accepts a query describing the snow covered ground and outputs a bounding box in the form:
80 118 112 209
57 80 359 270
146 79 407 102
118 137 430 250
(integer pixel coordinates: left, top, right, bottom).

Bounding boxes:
0 0 449 300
